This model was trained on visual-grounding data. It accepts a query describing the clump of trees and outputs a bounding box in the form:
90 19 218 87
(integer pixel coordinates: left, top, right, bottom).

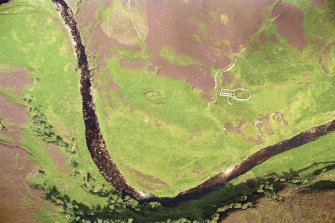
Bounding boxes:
25 101 69 148
45 186 141 223
38 165 334 223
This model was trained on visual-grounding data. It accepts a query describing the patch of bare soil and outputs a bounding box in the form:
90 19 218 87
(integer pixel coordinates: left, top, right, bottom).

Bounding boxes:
0 70 31 134
0 70 29 140
224 112 288 145
223 72 234 85
47 144 69 174
224 120 262 145
0 95 27 126
0 94 27 144
188 124 202 141
258 32 277 43
130 168 168 191
272 2 307 51
0 70 29 142
0 70 31 94
155 59 215 100
0 144 54 223
108 80 130 107
0 94 28 148
310 0 325 7
222 190 335 223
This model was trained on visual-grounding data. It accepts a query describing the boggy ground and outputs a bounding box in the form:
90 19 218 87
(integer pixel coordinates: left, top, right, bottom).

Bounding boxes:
0 144 56 223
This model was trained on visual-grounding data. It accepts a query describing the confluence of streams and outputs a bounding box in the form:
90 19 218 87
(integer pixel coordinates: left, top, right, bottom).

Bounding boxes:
52 0 335 207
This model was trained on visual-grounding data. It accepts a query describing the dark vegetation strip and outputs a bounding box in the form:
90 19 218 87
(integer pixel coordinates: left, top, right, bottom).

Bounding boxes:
51 0 145 201
0 0 10 5
52 0 335 207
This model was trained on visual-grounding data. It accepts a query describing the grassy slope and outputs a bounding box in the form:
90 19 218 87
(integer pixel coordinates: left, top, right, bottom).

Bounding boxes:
95 57 259 196
160 46 198 66
93 0 335 196
0 0 111 220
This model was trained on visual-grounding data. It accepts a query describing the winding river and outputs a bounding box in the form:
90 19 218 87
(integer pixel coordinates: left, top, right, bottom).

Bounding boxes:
52 0 145 201
52 0 335 207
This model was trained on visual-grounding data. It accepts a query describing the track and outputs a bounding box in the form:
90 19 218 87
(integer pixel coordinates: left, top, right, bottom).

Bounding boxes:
51 0 335 207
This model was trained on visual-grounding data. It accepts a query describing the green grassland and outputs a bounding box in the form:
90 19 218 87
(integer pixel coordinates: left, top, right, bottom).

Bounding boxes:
97 0 148 46
92 0 335 197
160 46 198 66
0 0 334 222
0 0 113 220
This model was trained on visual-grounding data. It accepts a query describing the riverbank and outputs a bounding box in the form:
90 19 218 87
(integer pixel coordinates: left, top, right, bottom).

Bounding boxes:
52 0 146 201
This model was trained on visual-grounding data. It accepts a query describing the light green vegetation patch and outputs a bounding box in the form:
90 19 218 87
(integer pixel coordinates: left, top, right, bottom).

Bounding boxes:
160 46 198 67
97 0 148 46
220 14 229 26
34 208 66 223
0 86 26 106
192 21 208 43
66 0 82 15
113 47 149 61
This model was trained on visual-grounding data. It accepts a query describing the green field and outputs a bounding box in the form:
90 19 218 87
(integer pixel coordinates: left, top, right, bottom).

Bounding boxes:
0 0 334 222
93 0 335 196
